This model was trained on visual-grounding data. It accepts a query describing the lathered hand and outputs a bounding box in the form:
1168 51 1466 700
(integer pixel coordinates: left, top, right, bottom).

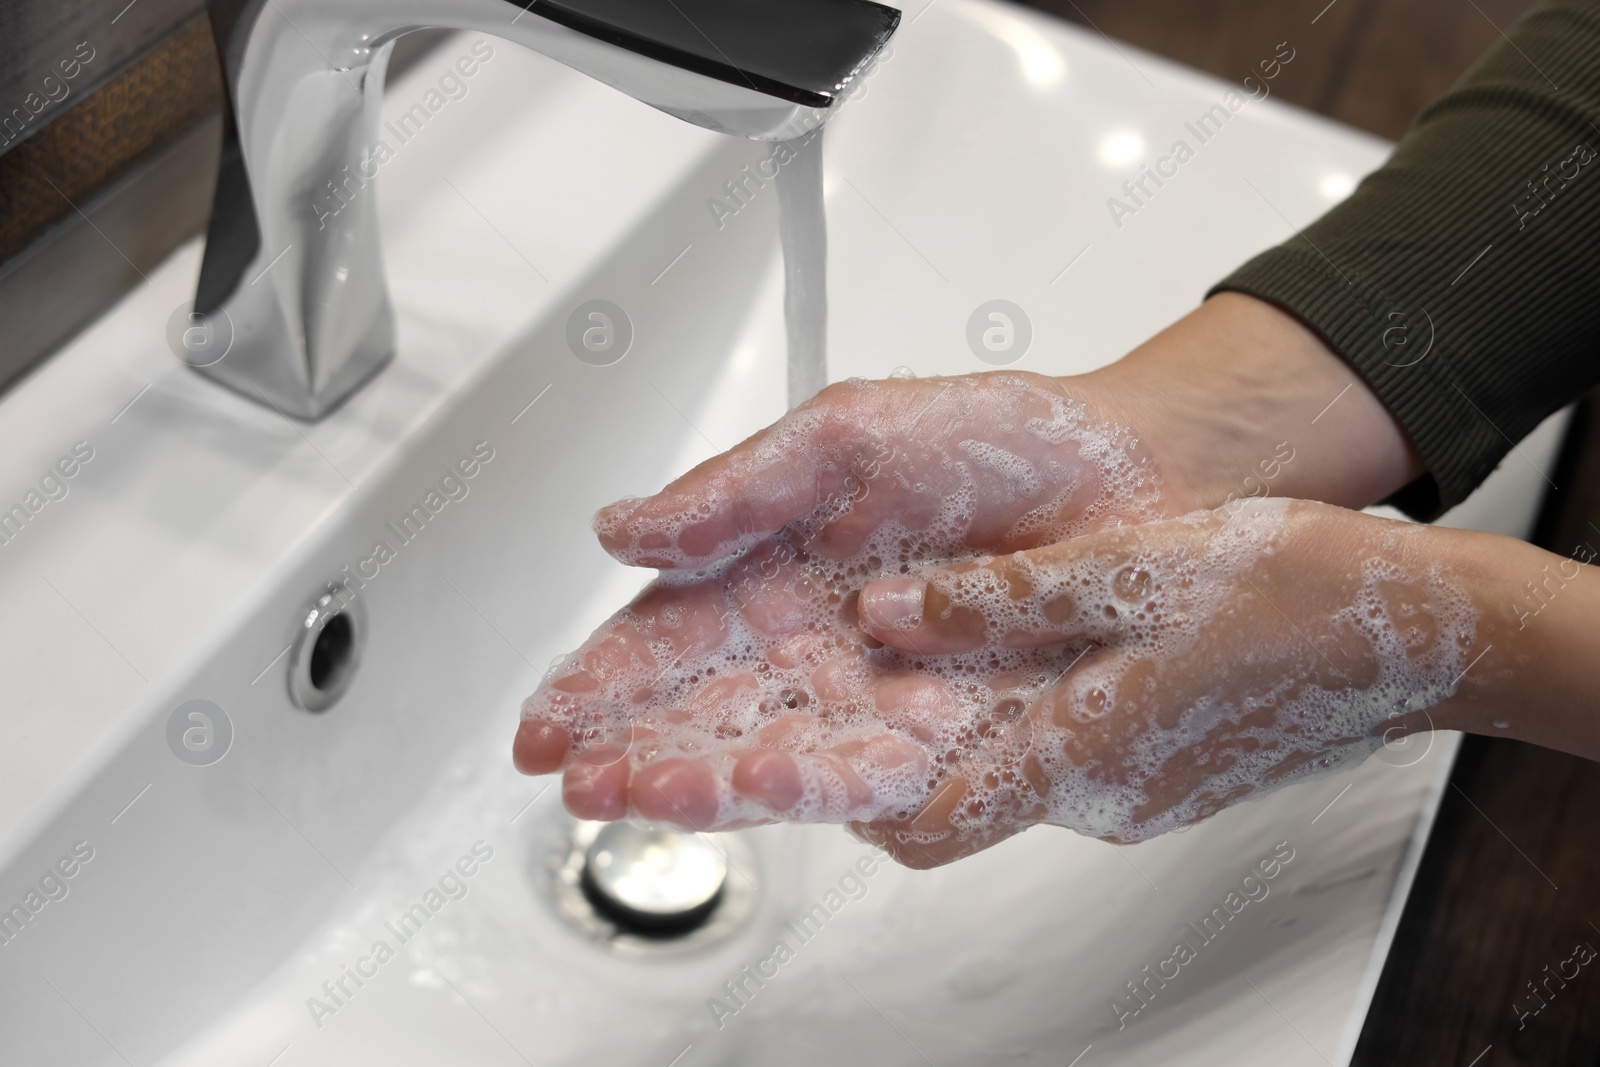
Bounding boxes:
850 499 1490 866
514 373 1171 834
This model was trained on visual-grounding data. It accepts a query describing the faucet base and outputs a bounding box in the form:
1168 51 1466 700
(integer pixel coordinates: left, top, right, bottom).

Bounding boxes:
193 299 395 422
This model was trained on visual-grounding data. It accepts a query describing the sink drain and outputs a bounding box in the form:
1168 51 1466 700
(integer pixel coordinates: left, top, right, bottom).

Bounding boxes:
581 822 727 935
553 820 759 956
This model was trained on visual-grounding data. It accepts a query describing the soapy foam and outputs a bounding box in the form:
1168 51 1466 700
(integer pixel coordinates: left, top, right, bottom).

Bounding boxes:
938 498 1478 841
591 376 1159 570
538 377 1477 844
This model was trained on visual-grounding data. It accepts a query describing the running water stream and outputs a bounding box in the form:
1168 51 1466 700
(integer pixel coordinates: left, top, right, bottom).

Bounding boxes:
773 130 828 409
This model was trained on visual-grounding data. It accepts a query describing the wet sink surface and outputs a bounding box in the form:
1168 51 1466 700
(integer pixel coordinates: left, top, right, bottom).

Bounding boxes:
0 3 1569 1065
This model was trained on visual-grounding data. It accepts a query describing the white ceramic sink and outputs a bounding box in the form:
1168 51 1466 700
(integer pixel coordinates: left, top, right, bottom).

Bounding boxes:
0 4 1569 1065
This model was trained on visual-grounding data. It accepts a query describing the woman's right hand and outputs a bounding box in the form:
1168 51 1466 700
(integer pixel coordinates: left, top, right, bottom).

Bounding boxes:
588 369 1171 573
588 292 1423 576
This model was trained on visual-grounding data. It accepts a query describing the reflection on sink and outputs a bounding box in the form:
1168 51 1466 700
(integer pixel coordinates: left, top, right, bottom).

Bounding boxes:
0 3 1570 1066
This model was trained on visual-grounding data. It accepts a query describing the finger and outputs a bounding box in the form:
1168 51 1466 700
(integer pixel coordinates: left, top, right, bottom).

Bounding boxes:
858 530 1161 653
514 625 656 769
632 758 721 830
729 728 933 823
855 577 989 654
513 718 568 775
563 758 631 821
848 777 1022 869
848 821 1021 869
518 579 730 767
592 383 890 568
732 750 804 812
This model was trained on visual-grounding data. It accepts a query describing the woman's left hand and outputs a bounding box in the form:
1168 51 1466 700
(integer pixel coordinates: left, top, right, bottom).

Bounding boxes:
849 497 1502 866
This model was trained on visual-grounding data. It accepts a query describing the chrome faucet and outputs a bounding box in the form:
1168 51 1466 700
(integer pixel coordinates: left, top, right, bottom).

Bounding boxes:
194 0 898 419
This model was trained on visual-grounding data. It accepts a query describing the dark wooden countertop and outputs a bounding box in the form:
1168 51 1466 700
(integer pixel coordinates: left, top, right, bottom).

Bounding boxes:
1351 393 1600 1065
1352 734 1600 1064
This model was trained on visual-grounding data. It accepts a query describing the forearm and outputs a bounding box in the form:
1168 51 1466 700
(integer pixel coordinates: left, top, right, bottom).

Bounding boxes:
1432 528 1600 760
1079 292 1423 513
1082 0 1600 525
1209 0 1600 516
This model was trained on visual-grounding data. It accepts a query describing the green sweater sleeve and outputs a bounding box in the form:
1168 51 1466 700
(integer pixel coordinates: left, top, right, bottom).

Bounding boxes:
1208 0 1600 518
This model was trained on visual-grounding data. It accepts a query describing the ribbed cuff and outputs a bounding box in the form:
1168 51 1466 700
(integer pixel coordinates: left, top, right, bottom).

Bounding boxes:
1202 0 1600 521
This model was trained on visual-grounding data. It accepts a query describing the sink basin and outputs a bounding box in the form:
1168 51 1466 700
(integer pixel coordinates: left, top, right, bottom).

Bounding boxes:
0 4 1569 1065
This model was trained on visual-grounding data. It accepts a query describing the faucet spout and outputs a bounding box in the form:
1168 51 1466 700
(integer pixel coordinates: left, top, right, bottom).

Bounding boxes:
194 0 899 419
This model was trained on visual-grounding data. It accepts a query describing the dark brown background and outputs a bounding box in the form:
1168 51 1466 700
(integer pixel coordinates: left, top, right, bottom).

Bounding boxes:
5 1 1600 1064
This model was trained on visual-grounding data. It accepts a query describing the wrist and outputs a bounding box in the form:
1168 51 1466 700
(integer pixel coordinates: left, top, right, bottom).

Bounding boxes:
1078 293 1425 513
1430 530 1600 757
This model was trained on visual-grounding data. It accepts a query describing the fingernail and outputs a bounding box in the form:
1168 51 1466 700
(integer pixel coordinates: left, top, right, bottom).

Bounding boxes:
596 495 646 521
861 578 926 631
593 497 650 542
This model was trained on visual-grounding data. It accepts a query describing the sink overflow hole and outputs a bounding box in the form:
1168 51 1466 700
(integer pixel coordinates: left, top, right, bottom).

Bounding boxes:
309 612 354 692
288 584 366 712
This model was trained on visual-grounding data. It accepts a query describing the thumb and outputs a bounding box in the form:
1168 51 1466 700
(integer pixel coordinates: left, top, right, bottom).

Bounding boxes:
591 382 885 569
858 532 1158 654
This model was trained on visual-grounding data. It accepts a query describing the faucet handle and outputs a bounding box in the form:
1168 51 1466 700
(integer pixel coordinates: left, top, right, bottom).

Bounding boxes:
535 0 900 109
